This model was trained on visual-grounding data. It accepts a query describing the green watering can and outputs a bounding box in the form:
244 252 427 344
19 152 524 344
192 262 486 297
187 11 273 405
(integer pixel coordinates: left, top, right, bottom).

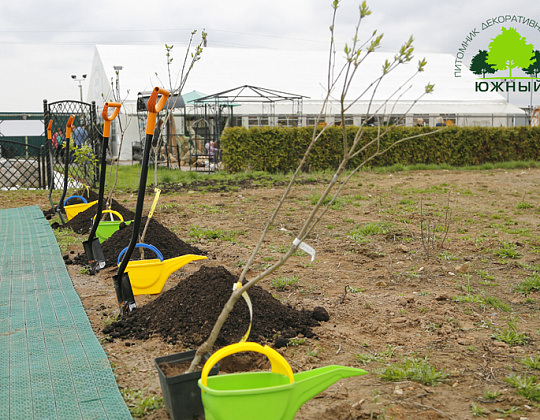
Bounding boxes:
198 342 368 420
94 210 133 242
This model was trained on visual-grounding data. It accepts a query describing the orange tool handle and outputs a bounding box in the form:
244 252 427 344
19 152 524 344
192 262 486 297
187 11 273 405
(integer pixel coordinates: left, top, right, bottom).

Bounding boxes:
47 120 53 140
145 87 170 135
102 102 121 138
65 115 75 139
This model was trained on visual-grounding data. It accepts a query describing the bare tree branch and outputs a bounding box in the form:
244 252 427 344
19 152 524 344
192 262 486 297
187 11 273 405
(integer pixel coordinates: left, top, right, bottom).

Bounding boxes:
188 0 439 372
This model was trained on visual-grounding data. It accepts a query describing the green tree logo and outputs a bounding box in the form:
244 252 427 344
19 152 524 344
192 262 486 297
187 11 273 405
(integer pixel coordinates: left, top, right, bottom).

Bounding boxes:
469 50 496 78
522 50 540 78
486 27 535 78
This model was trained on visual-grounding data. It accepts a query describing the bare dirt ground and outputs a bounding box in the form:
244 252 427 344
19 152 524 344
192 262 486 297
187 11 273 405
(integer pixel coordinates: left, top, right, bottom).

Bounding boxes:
4 167 540 419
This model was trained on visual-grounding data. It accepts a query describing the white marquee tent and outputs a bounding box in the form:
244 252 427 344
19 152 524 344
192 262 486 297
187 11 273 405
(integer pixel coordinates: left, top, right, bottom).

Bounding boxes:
86 44 526 160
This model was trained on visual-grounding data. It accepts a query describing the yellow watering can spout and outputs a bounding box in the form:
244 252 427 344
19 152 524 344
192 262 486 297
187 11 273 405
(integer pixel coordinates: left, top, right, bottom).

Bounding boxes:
162 254 208 280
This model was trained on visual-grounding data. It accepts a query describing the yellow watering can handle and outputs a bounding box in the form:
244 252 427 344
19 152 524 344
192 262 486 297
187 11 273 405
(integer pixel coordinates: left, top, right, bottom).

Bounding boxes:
93 209 124 223
201 342 294 387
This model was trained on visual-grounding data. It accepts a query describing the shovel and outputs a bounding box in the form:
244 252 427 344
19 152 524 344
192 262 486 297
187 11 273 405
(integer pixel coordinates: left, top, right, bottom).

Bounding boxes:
113 87 169 314
83 102 121 273
46 120 56 210
56 114 75 225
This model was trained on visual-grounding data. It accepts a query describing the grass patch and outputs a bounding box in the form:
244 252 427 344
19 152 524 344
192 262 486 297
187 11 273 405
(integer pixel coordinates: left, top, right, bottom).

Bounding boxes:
483 295 511 312
517 201 534 209
453 283 511 312
157 202 183 213
348 222 392 244
270 275 300 290
491 321 531 346
520 354 540 370
307 192 343 209
53 227 80 253
188 203 226 214
379 357 448 386
476 270 494 281
121 388 164 418
438 250 458 261
268 244 308 257
493 242 521 259
470 402 489 417
287 337 306 346
514 272 540 295
483 389 500 400
504 374 540 401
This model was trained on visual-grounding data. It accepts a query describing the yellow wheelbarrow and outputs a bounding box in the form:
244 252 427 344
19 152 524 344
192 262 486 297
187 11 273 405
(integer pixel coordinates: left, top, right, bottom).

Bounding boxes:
117 243 207 295
198 342 368 420
64 195 98 221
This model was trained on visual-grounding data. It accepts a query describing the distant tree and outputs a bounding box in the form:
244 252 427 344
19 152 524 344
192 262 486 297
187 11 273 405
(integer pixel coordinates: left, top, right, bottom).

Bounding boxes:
469 50 496 77
487 27 535 77
523 50 540 77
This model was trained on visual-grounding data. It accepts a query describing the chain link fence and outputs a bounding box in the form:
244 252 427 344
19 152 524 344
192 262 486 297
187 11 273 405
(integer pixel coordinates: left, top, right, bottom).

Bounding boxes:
0 138 46 190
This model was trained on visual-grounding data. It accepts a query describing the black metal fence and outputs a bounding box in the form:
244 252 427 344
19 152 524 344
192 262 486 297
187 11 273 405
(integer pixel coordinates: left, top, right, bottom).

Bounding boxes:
43 100 100 191
0 139 46 189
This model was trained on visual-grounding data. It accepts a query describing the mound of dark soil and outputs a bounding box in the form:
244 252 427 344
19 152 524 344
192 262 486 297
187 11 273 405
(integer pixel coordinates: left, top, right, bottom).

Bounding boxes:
103 266 326 348
62 197 136 235
72 217 204 267
102 218 205 266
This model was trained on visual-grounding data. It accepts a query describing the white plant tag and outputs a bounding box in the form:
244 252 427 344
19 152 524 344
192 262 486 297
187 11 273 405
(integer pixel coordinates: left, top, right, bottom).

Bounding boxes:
293 237 316 262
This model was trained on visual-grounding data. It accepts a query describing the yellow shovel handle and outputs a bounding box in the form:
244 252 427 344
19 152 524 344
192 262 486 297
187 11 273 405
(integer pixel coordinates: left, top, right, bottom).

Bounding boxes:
93 209 124 223
47 120 53 140
200 342 294 387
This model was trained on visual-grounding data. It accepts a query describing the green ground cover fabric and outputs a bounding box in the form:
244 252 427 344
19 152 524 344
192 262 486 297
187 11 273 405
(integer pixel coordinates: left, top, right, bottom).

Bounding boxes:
0 206 131 419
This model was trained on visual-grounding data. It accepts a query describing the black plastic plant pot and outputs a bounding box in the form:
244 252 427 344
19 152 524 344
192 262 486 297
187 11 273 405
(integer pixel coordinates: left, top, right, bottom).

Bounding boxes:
155 350 219 420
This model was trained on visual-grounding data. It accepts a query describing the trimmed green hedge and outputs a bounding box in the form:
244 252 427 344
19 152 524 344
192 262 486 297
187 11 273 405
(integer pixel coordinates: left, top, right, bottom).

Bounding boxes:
220 126 540 172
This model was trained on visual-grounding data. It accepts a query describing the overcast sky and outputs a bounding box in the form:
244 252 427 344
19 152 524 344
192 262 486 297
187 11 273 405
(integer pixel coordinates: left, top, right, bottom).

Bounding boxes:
1 0 539 124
